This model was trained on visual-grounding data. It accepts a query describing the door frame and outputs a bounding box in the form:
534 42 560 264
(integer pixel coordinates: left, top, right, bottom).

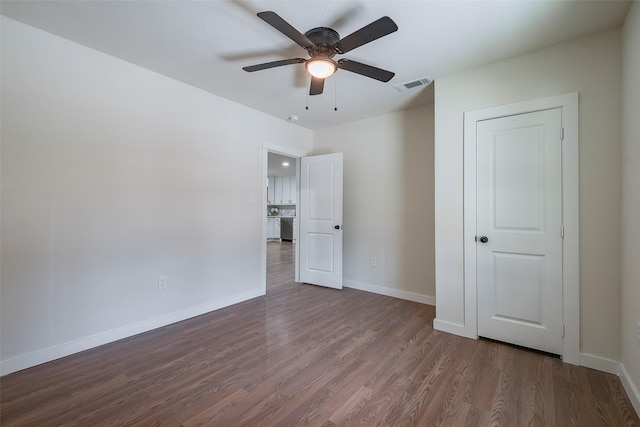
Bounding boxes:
261 142 306 294
463 93 579 364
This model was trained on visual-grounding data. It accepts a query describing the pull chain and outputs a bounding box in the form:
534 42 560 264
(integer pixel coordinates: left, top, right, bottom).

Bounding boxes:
334 74 338 111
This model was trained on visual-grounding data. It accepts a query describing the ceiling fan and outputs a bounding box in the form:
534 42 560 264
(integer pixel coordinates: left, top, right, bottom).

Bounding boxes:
243 11 398 96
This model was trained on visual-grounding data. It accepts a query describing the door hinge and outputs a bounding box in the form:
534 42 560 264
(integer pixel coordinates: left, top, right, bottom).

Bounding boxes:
561 127 565 140
562 324 565 337
561 226 565 239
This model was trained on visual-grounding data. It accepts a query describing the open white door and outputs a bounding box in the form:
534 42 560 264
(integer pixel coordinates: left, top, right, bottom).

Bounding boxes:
299 153 343 289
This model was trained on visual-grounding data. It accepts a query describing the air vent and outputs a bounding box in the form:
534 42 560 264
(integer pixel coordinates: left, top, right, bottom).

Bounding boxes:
394 77 433 92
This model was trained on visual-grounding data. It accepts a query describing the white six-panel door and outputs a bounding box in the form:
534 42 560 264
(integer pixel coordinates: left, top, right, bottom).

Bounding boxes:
476 108 563 355
299 153 343 289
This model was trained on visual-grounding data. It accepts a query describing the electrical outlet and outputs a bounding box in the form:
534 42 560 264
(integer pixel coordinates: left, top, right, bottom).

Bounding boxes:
370 257 377 267
158 276 168 290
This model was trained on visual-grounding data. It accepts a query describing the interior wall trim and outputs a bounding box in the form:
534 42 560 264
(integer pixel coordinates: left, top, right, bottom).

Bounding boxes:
343 279 435 306
432 319 468 337
0 288 263 376
620 363 640 418
262 141 307 158
579 352 620 375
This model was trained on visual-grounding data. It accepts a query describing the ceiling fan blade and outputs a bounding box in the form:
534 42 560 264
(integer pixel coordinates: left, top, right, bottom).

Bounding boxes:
337 59 395 82
243 58 306 72
309 77 325 95
335 16 398 54
257 11 315 50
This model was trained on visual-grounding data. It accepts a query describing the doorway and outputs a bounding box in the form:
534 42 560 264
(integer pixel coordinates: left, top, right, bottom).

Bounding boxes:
463 93 580 363
266 151 298 292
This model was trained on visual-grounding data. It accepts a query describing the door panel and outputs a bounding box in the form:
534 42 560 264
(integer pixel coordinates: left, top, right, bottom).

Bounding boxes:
493 130 544 230
299 153 343 289
492 252 543 324
477 109 563 355
306 233 334 273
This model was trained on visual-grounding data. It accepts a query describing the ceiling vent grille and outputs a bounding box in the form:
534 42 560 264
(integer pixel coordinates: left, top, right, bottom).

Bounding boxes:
394 77 432 92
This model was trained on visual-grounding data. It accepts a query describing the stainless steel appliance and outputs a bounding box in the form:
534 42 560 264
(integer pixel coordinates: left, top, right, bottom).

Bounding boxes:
280 218 293 241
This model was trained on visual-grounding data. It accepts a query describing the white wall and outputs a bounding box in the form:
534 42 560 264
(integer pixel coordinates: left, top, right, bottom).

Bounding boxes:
313 104 435 303
0 17 312 374
434 29 622 361
621 0 640 412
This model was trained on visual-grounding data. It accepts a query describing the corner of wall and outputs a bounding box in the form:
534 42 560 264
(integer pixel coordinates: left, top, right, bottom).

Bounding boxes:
620 363 640 417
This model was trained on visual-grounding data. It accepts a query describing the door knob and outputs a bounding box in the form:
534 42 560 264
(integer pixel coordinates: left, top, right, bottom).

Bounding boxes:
476 236 489 243
334 225 341 230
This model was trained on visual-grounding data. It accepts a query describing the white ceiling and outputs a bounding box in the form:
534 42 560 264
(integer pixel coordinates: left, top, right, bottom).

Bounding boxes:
1 0 631 130
268 152 296 176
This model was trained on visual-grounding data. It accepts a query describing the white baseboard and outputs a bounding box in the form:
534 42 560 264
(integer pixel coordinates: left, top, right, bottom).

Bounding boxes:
433 318 469 336
0 288 264 376
579 352 620 374
620 363 640 418
343 279 435 306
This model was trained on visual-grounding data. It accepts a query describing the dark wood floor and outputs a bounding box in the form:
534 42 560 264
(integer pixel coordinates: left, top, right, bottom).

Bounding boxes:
267 240 295 291
1 242 638 426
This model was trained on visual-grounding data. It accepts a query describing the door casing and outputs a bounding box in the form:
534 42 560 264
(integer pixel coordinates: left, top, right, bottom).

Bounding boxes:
261 142 306 295
463 93 579 364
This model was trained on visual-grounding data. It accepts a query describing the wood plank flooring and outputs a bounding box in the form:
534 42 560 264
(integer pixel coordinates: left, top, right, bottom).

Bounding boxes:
266 240 295 291
1 241 638 426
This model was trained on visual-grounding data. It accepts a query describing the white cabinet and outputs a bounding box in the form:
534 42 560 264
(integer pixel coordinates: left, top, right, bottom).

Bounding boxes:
268 175 297 205
281 176 291 204
267 218 273 239
274 176 284 204
290 176 297 204
267 176 275 204
267 217 281 239
272 175 296 204
273 218 280 239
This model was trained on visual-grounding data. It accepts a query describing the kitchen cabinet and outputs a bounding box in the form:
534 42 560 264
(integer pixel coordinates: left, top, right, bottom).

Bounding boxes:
281 176 291 204
267 176 275 204
290 176 297 204
268 175 297 205
274 176 284 204
273 175 296 204
267 217 280 239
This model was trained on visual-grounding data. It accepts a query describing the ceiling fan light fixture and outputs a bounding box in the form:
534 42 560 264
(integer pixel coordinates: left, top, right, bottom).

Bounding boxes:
305 57 336 79
245 12 398 95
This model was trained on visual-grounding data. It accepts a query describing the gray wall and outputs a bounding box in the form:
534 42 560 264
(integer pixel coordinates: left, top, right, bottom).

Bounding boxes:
434 29 623 361
314 104 435 303
621 0 640 406
0 17 312 374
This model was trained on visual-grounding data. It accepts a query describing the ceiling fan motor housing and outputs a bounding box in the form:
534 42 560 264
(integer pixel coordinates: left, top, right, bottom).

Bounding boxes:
305 27 340 58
